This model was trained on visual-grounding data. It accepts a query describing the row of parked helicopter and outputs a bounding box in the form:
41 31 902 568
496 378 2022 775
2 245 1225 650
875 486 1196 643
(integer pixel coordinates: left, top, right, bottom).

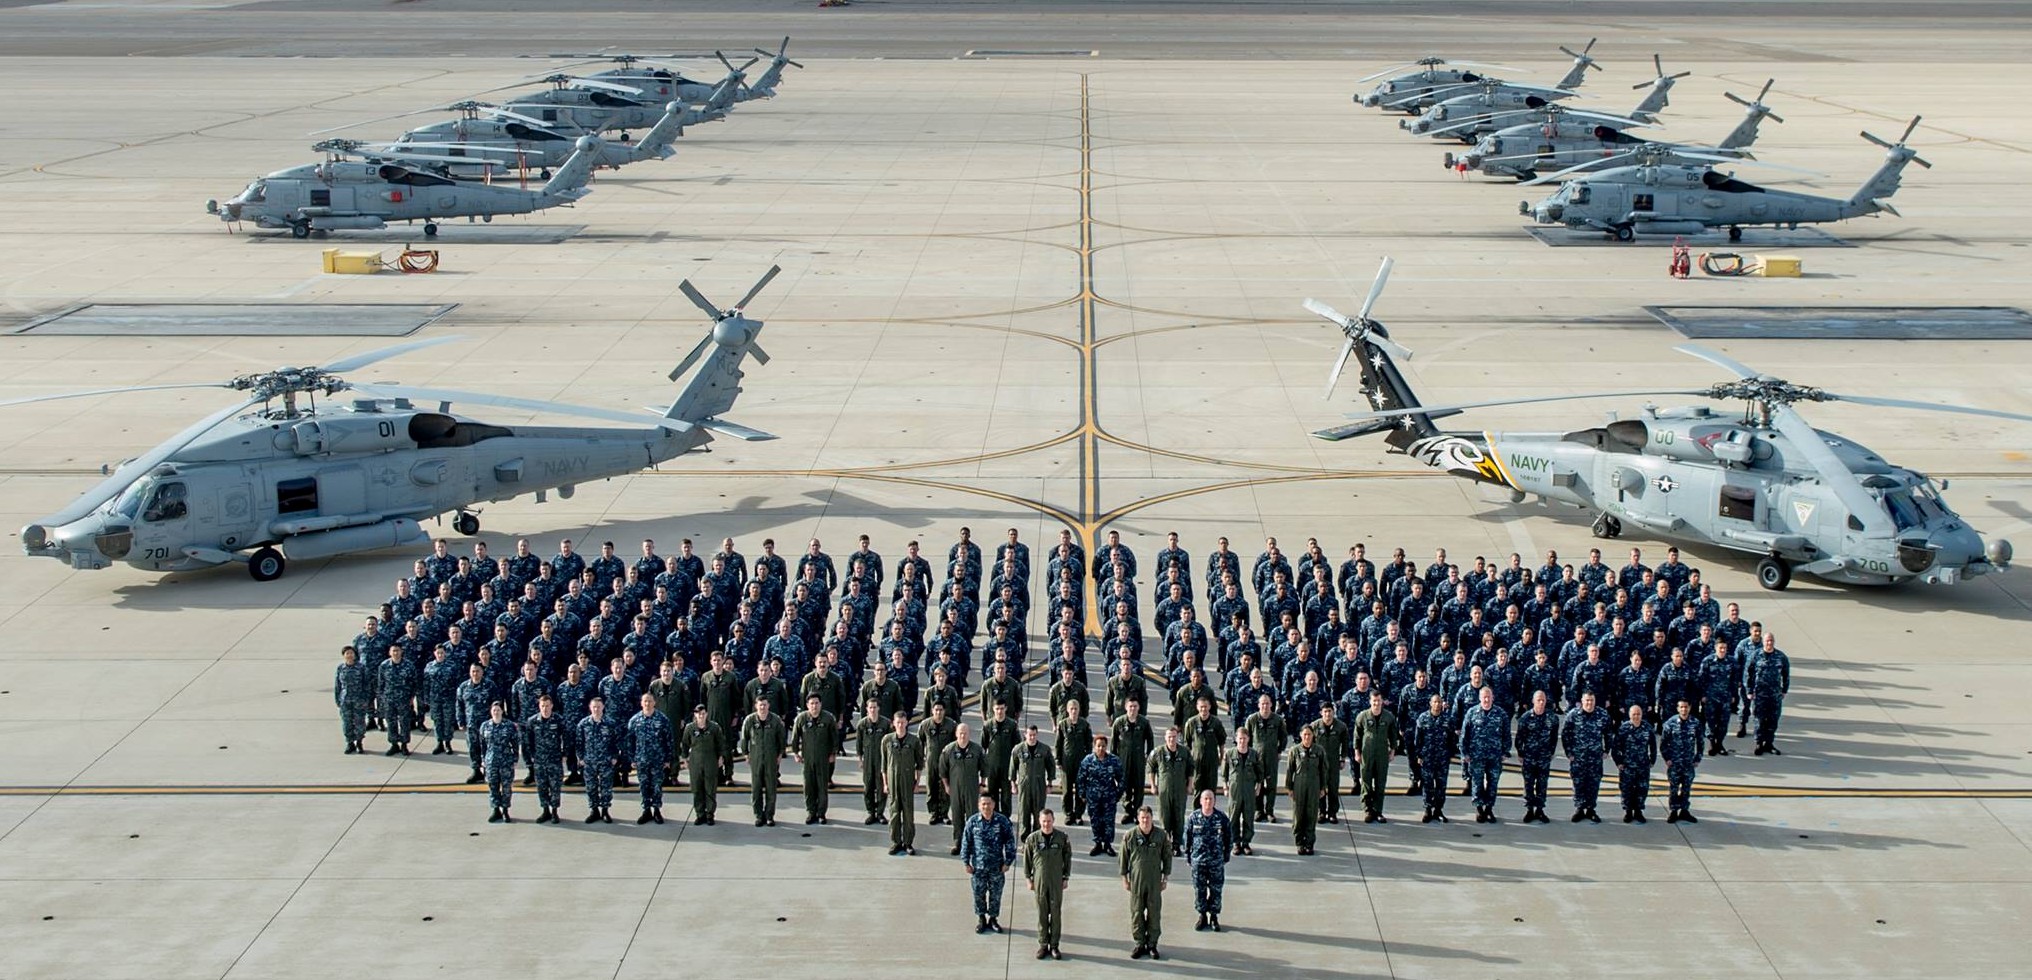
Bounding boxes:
205 40 803 239
1354 40 1928 242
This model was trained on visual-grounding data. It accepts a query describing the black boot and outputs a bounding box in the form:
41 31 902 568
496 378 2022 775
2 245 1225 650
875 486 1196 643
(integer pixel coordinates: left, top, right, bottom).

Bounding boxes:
488 808 503 823
466 767 483 784
601 807 614 824
1209 914 1220 932
652 807 665 825
1681 809 1698 824
975 915 989 935
585 809 600 824
1587 807 1601 824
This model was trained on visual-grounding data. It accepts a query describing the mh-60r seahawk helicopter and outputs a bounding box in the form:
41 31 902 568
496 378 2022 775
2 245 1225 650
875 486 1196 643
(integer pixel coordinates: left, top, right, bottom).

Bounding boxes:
1305 259 2023 590
1522 116 1928 242
7 268 787 582
208 134 602 238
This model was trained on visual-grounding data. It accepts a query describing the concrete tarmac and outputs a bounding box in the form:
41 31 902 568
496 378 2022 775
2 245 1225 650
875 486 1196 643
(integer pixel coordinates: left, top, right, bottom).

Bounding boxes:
2 4 2031 978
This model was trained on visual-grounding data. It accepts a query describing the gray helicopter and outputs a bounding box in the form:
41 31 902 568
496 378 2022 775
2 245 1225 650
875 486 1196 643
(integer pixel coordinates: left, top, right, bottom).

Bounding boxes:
207 134 602 238
308 82 733 179
498 58 755 136
569 39 803 103
1400 78 1581 137
1405 54 1689 140
1355 39 1598 111
1305 259 2020 589
1452 83 1782 180
8 267 786 582
1521 116 1926 241
387 90 730 178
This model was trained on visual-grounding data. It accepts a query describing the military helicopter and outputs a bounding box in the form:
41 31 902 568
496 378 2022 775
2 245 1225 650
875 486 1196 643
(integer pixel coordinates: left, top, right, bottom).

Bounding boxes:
1520 116 1926 241
568 39 803 103
498 59 753 136
1453 85 1782 180
1355 39 1599 112
1401 78 1581 137
1305 259 2022 589
6 267 787 582
386 90 731 178
207 134 601 238
1406 53 1690 141
1355 58 1519 111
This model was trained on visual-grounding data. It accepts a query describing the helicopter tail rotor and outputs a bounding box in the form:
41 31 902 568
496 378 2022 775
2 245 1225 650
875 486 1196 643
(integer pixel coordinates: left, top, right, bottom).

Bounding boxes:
660 266 783 435
1309 257 1413 400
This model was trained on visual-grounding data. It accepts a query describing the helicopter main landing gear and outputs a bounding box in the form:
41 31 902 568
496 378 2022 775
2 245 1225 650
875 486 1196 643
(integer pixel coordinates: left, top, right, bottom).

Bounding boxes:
248 546 287 582
1591 513 1623 539
1756 555 1792 591
290 219 311 240
1727 226 1744 243
1611 223 1636 243
424 223 440 238
453 511 481 536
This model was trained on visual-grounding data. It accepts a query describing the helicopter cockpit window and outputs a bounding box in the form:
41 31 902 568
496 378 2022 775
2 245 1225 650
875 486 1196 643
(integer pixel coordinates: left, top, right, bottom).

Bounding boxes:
1882 489 1925 532
1701 171 1763 194
277 477 319 515
240 180 266 203
1570 185 1590 205
141 481 188 523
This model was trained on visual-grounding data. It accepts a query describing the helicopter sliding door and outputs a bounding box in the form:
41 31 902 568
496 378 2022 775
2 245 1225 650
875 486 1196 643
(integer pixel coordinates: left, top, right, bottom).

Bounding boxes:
318 466 367 516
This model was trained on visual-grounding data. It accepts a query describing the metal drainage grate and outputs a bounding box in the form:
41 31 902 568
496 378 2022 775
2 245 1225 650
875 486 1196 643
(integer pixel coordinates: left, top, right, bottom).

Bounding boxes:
1645 305 2032 341
965 49 1098 57
1525 226 1852 248
13 302 458 337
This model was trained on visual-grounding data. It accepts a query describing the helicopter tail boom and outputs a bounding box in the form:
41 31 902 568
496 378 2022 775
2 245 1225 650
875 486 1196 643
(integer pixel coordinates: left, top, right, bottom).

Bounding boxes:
631 102 689 162
540 135 603 200
1845 117 1928 218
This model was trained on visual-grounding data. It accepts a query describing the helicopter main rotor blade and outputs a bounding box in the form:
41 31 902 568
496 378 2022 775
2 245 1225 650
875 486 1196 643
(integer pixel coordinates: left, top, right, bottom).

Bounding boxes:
1766 403 1893 537
1822 393 2032 425
568 77 646 96
1343 388 1713 421
1356 63 1420 83
480 106 564 130
307 103 450 138
1324 337 1356 400
733 265 783 311
677 279 723 322
1673 343 1759 380
347 383 692 432
1520 152 1637 185
324 335 464 374
0 382 235 409
30 396 265 530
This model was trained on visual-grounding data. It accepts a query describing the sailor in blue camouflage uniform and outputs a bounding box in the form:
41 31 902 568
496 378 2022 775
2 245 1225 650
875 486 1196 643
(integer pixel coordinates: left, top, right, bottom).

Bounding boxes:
1077 734 1125 855
1561 691 1609 823
378 644 418 755
1747 632 1791 756
1660 698 1704 823
628 691 674 824
1413 694 1454 822
477 701 520 822
959 794 1020 935
577 697 621 823
527 693 568 823
1514 690 1560 824
422 646 460 754
334 647 370 754
1458 686 1511 824
1696 631 1741 757
1182 789 1235 932
1609 704 1657 823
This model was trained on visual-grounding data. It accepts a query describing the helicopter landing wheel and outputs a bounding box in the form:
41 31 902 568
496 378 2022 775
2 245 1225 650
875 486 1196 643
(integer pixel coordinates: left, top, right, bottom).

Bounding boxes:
1612 224 1636 243
540 168 553 180
1756 556 1792 591
1442 152 1455 169
290 220 311 240
424 223 440 238
1728 226 1744 243
453 511 480 536
1590 514 1623 539
248 546 287 582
